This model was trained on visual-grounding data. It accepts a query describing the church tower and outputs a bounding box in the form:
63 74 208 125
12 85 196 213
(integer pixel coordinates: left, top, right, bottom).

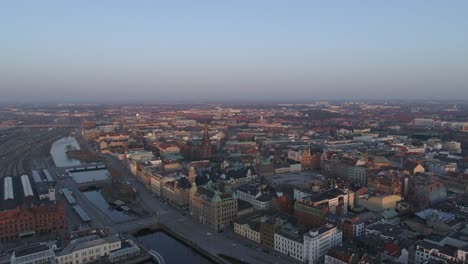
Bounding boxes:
200 123 212 160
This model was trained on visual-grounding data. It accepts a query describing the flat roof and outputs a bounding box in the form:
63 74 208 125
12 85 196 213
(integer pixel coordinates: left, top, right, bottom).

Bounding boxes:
15 244 50 258
62 188 76 204
35 182 51 195
43 169 54 182
73 205 91 222
21 175 34 197
4 176 13 200
31 170 43 183
238 199 254 210
59 235 120 256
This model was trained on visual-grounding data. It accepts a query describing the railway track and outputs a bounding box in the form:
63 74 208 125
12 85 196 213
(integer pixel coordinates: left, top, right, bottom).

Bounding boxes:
0 128 71 177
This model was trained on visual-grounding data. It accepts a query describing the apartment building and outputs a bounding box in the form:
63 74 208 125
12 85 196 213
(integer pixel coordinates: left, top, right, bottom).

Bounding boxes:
189 184 238 231
236 183 276 210
303 224 343 264
274 224 304 262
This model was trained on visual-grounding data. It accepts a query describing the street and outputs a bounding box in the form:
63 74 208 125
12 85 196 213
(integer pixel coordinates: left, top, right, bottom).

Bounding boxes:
103 154 300 264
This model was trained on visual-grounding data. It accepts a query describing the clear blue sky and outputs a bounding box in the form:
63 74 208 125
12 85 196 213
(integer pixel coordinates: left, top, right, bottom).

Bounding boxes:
1 1 467 102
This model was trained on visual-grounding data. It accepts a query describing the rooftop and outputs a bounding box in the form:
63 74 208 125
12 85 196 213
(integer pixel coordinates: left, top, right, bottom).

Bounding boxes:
0 174 56 211
14 244 51 258
305 223 337 238
238 199 254 211
366 222 402 238
59 235 120 256
304 188 347 203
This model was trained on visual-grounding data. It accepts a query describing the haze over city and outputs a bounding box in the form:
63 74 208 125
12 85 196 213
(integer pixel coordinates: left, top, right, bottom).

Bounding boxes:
1 1 468 102
2 2 468 264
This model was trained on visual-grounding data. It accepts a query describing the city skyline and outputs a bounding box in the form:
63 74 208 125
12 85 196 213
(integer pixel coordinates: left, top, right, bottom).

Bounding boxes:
1 1 468 102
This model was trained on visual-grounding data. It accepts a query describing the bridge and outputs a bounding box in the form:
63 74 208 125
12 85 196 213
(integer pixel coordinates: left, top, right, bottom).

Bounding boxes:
66 163 107 172
112 216 160 234
148 249 166 264
77 180 109 191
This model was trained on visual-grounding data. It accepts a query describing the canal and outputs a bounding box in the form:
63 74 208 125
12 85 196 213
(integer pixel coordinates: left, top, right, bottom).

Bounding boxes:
71 169 110 183
135 230 215 264
50 137 82 167
82 190 135 222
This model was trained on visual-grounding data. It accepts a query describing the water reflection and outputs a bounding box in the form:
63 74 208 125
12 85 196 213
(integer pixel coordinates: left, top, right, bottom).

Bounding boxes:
82 190 134 222
136 231 214 264
71 169 109 183
50 137 82 167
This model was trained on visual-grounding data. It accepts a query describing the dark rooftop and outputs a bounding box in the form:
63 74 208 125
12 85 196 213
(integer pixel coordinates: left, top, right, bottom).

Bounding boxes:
238 199 254 211
15 244 50 258
305 188 347 203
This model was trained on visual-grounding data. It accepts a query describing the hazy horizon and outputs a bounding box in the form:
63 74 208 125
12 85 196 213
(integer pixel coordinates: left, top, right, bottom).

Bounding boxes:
1 1 468 102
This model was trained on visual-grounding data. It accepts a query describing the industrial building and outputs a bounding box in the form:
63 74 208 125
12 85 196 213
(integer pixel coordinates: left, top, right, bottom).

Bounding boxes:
0 174 66 242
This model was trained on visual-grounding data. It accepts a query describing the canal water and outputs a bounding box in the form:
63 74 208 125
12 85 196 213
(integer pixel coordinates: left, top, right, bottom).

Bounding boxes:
71 169 110 183
136 230 214 264
82 190 134 222
50 137 82 167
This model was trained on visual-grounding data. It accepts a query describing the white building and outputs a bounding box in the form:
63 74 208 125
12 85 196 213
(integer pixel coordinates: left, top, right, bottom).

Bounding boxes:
234 222 261 243
11 244 55 264
57 235 122 264
108 240 141 263
354 221 365 238
303 224 342 264
413 118 434 128
290 164 302 173
288 148 303 162
414 241 461 264
236 184 275 210
294 188 312 200
274 232 304 262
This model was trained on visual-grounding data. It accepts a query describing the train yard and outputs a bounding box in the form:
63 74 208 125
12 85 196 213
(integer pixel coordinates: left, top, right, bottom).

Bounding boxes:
0 127 71 178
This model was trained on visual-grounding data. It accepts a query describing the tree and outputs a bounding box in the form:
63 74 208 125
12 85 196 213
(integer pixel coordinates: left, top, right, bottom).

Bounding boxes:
66 144 77 152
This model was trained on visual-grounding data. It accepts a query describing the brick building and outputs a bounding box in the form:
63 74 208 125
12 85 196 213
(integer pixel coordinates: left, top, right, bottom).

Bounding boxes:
294 201 329 228
0 175 67 242
0 204 66 242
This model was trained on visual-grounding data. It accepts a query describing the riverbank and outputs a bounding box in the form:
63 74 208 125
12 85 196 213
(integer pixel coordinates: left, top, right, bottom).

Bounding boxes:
66 149 104 163
133 224 224 264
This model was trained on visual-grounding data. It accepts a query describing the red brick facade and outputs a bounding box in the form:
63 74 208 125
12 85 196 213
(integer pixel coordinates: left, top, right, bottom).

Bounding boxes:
0 204 66 242
294 201 329 228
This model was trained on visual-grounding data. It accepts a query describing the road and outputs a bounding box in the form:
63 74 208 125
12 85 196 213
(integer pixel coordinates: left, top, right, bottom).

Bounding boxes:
34 133 300 264
0 127 300 263
104 154 300 264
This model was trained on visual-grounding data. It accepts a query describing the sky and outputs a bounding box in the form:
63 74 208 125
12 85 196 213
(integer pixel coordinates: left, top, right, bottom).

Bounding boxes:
1 1 468 103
